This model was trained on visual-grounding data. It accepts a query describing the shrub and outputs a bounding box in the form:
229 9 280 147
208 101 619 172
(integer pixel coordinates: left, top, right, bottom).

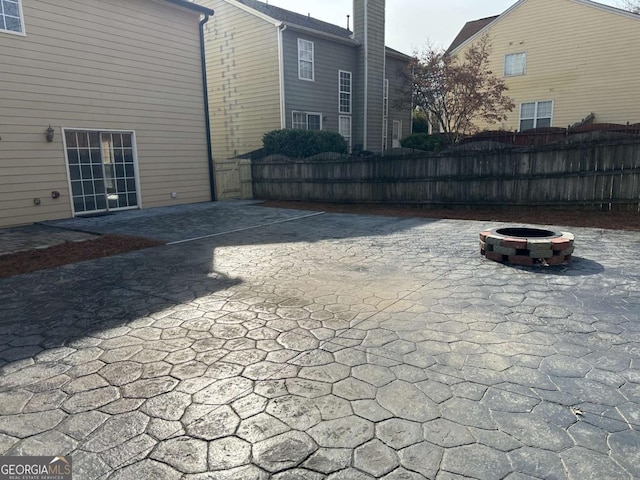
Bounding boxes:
400 133 453 152
263 129 348 158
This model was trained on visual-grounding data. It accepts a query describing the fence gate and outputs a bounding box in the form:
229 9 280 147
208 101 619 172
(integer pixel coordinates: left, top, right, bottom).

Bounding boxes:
215 159 253 200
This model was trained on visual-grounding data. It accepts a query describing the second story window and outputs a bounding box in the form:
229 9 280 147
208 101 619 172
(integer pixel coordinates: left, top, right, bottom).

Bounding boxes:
1 0 25 35
505 52 526 76
339 71 352 114
298 39 314 81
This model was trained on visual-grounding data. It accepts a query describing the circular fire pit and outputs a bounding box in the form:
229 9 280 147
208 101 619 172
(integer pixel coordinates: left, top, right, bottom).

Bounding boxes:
480 227 574 266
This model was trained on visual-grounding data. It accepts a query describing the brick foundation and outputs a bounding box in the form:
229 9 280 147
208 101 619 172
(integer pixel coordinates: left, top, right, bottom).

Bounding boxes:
480 227 574 267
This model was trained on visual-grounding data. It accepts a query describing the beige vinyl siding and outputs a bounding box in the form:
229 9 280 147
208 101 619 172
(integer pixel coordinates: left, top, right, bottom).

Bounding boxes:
199 0 281 173
0 0 210 227
456 0 640 132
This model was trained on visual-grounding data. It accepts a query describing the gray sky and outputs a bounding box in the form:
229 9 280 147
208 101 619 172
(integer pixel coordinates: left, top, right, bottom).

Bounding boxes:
265 0 624 53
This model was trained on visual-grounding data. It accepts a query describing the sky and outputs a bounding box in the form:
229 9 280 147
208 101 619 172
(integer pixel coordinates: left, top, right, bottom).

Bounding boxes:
264 0 625 53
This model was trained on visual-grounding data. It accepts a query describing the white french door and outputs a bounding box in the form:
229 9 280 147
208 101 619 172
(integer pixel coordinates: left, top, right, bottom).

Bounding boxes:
64 130 140 215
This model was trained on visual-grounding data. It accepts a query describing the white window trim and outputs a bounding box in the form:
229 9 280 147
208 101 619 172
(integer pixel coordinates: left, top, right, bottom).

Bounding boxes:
291 111 323 130
339 115 352 149
504 52 526 77
382 118 388 151
298 38 314 82
62 127 142 216
519 100 554 131
338 70 352 114
383 79 389 118
0 0 26 36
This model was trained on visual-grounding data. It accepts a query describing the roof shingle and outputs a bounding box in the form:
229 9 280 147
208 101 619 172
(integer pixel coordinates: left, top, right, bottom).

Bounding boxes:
236 0 353 38
446 15 498 54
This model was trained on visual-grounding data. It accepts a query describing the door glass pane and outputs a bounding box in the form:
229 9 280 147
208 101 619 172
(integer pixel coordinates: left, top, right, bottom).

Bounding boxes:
85 196 96 212
78 132 88 148
65 131 77 148
67 150 79 164
79 150 90 164
96 196 107 210
71 181 82 196
89 132 100 148
69 165 81 181
73 197 84 213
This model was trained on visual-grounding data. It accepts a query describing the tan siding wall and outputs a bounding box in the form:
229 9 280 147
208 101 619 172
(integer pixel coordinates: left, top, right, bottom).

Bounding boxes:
0 0 211 227
199 0 281 198
457 0 640 132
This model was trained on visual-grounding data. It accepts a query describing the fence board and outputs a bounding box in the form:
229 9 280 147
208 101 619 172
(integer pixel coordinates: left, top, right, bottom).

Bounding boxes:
252 139 640 210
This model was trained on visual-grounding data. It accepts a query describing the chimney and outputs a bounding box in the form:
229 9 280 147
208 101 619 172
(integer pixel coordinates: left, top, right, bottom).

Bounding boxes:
353 0 386 152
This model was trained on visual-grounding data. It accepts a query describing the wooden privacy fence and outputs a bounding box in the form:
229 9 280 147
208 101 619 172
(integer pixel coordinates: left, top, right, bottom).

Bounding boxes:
252 138 640 210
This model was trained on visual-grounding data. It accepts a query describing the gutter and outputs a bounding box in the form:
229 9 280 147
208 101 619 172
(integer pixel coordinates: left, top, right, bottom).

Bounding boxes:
363 0 368 151
199 13 216 201
283 24 359 46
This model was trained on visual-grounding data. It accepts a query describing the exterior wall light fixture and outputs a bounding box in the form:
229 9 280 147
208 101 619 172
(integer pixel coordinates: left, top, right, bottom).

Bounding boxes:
46 125 55 142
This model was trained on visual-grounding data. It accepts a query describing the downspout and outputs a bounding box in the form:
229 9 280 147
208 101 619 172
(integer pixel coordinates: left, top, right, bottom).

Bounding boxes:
277 23 288 129
362 0 368 151
200 12 216 201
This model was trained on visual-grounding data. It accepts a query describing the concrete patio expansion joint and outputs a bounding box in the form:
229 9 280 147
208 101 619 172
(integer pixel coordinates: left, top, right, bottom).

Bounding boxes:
166 211 327 245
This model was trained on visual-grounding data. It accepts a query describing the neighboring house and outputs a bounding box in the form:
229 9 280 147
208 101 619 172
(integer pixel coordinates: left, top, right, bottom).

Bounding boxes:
448 0 640 133
0 0 214 227
198 0 412 198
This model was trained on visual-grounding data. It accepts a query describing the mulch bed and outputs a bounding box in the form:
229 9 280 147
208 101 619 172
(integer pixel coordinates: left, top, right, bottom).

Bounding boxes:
0 234 164 279
260 200 640 232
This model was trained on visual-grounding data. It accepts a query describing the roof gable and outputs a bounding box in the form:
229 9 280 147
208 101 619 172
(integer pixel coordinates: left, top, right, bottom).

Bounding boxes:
448 0 640 55
446 15 498 53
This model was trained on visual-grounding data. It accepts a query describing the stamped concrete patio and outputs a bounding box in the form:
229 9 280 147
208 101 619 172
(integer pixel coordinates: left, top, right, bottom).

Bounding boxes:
1 202 639 479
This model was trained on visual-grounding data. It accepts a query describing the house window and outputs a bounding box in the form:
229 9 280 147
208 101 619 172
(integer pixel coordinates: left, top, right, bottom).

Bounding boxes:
505 52 526 76
383 79 389 118
392 120 402 148
292 111 322 130
339 115 352 148
0 0 25 35
292 112 306 129
339 71 352 114
519 101 553 131
298 39 314 81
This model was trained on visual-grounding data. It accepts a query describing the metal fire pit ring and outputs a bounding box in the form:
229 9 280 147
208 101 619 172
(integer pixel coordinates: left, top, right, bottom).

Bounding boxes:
480 226 574 266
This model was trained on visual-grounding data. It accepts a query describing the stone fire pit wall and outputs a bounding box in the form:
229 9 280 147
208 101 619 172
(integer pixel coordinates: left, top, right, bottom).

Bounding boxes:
480 227 574 266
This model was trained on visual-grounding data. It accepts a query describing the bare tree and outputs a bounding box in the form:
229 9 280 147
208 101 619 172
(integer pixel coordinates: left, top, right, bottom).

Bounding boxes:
619 0 640 13
406 34 514 142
